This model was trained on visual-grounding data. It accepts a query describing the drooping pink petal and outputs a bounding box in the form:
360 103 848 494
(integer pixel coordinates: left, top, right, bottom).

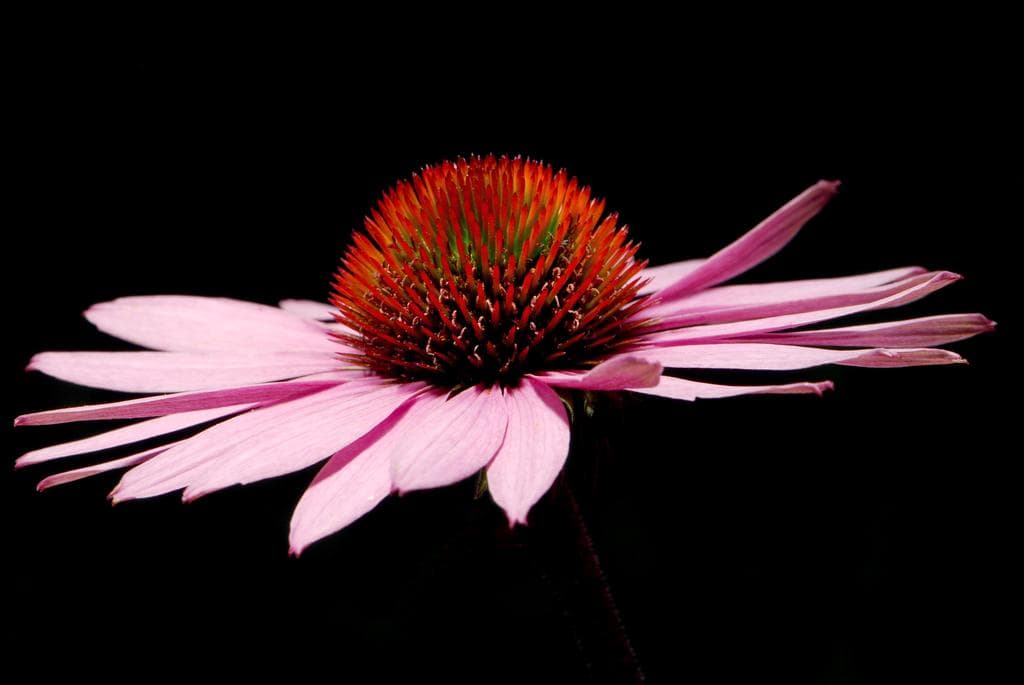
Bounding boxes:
638 258 704 295
27 351 340 393
631 343 966 370
656 180 840 302
389 385 509 494
278 299 336 320
644 272 962 345
16 404 253 468
629 375 834 401
110 379 421 503
646 270 954 332
645 266 925 318
531 355 662 391
14 378 342 426
37 443 177 491
731 313 996 348
288 405 414 556
487 379 571 526
85 296 339 354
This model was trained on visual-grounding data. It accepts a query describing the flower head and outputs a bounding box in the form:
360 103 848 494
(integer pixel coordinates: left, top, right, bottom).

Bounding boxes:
333 156 651 387
16 156 993 554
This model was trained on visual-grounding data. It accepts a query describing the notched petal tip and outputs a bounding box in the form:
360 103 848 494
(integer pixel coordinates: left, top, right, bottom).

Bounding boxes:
813 380 835 396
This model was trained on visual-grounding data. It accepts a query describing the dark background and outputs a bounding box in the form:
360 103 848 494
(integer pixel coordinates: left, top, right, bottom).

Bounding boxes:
5 44 1017 683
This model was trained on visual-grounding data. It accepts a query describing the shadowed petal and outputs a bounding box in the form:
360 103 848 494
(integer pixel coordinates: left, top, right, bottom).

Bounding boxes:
110 380 421 503
17 404 253 468
732 313 996 347
14 378 343 426
657 181 840 301
487 379 570 526
85 296 338 353
630 375 834 401
644 272 962 345
278 299 336 320
37 443 178 491
27 351 339 393
390 386 508 493
532 355 662 390
633 343 966 370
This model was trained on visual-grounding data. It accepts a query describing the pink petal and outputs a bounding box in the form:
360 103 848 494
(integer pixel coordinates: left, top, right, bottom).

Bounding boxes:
389 385 509 494
733 313 996 348
85 296 339 354
644 272 961 345
487 379 571 526
632 343 966 370
646 266 925 318
16 404 254 468
638 258 704 295
531 355 663 390
14 378 342 426
27 351 339 393
110 379 420 503
288 406 413 556
656 180 840 301
278 299 337 320
630 375 834 401
37 443 177 491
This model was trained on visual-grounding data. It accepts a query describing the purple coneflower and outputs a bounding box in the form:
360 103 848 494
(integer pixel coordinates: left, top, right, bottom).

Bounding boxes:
15 156 993 554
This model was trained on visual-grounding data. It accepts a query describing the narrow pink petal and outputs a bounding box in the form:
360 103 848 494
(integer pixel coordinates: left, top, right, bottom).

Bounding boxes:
630 375 834 401
27 351 339 393
14 378 342 426
181 381 422 501
734 313 996 348
16 404 253 468
632 343 966 370
487 379 570 526
531 355 662 390
647 269 947 333
37 443 177 491
638 258 704 295
646 266 926 318
656 180 840 301
644 272 961 345
288 406 413 556
111 379 420 503
278 299 337 320
85 296 338 354
389 385 509 493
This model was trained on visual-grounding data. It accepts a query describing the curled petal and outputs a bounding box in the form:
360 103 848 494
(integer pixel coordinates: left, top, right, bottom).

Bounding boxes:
532 355 662 391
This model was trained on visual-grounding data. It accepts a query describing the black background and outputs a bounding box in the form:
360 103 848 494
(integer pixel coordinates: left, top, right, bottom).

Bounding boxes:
5 42 1017 683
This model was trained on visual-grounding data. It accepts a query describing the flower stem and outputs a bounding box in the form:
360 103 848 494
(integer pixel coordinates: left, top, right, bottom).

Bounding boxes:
525 477 645 683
